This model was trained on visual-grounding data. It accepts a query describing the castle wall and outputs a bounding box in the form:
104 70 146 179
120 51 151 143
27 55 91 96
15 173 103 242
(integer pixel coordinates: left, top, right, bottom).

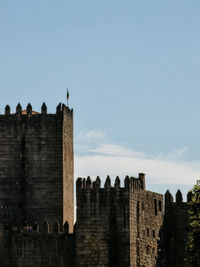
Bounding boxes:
129 187 163 267
76 176 131 267
22 112 63 228
0 104 74 232
159 190 190 267
0 112 23 219
0 102 193 267
2 226 75 267
76 175 163 267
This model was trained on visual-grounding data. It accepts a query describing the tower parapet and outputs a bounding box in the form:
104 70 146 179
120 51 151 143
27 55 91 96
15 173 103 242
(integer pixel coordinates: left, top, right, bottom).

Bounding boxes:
76 174 144 193
164 189 192 206
1 102 72 118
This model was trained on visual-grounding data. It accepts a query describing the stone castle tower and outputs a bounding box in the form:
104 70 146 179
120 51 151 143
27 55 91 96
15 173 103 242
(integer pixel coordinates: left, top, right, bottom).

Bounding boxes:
76 175 163 267
0 103 74 233
0 103 191 267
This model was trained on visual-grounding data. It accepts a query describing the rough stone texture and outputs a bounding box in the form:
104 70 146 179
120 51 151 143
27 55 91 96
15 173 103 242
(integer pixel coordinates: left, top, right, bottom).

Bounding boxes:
63 107 74 233
130 188 163 267
0 103 192 267
0 103 74 232
76 175 163 267
3 227 75 267
157 190 190 267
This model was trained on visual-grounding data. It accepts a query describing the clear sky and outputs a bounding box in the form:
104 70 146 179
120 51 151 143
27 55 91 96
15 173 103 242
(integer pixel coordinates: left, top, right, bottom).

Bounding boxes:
1 0 200 198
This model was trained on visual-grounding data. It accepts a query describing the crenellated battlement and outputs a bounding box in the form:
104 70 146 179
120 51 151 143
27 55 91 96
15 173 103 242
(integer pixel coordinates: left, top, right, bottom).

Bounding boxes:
164 189 192 206
76 173 155 224
6 220 71 235
0 102 73 121
76 173 145 192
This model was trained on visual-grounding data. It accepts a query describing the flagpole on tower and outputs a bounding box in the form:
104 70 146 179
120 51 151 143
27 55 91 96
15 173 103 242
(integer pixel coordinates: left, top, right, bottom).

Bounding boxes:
67 89 69 107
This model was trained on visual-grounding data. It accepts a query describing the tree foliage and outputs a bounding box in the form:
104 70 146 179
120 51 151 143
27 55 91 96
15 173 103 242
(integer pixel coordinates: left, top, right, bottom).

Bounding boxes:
186 182 200 266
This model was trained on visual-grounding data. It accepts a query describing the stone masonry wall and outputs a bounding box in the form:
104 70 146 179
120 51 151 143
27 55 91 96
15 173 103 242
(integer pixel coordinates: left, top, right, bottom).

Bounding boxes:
76 176 131 267
0 103 74 232
159 190 190 267
129 186 163 267
2 224 75 267
63 105 74 233
76 174 163 267
0 102 193 267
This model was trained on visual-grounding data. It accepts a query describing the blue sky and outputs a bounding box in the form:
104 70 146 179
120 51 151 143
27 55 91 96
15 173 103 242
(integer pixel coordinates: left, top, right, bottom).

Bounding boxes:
1 0 200 198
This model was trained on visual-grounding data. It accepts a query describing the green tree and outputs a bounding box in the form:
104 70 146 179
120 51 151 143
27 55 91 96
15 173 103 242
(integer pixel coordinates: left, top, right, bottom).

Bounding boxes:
186 181 200 267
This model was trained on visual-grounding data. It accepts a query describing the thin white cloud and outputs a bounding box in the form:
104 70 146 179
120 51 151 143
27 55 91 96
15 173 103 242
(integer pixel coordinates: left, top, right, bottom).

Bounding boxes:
76 130 107 143
89 143 147 158
156 147 188 161
75 130 199 187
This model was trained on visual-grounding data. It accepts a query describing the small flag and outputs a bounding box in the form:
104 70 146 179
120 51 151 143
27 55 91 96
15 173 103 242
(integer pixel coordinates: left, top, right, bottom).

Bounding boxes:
67 89 69 100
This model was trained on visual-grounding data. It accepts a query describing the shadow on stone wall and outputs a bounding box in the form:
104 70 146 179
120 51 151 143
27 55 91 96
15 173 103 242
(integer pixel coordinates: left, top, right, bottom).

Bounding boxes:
156 190 190 267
